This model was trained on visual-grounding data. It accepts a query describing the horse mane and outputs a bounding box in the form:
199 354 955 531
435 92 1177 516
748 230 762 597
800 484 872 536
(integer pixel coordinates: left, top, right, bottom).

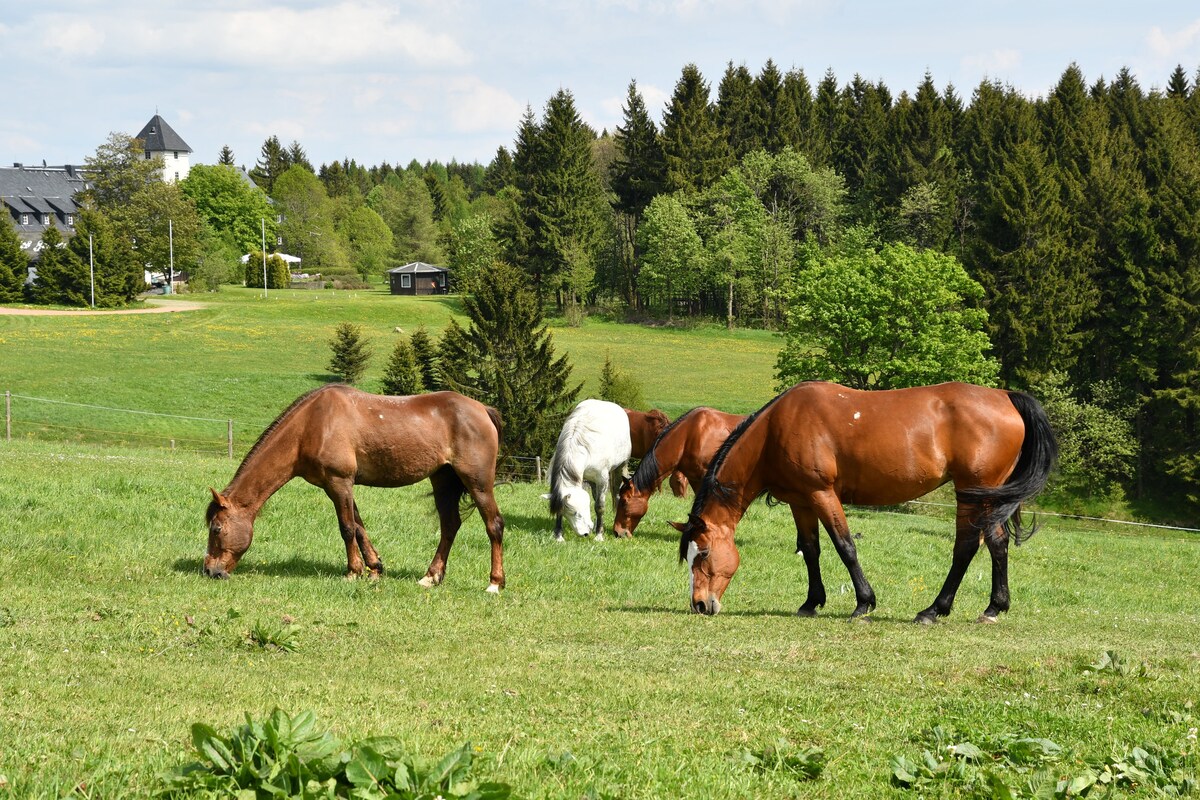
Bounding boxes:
678 388 793 562
631 407 702 493
229 384 346 486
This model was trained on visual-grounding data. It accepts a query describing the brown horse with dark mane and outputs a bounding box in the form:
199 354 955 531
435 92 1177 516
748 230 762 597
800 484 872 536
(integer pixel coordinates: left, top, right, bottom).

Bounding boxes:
625 407 691 501
675 382 1057 623
204 385 507 592
614 407 746 537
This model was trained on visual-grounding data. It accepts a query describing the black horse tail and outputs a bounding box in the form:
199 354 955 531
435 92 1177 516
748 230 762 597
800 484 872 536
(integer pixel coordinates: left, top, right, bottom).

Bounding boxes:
957 391 1059 546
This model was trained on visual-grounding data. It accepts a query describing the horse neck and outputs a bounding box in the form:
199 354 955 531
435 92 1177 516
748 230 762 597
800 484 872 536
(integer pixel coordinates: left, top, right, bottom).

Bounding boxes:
223 418 301 516
704 413 772 526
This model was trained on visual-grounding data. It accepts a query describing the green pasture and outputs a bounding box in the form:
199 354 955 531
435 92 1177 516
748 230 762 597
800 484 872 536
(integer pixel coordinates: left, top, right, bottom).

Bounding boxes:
1 439 1198 798
2 289 1199 797
0 287 780 456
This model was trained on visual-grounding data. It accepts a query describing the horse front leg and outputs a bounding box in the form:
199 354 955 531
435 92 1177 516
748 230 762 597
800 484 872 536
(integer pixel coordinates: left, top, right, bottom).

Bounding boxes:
812 491 876 618
791 505 826 617
421 467 463 588
352 501 384 577
324 480 366 578
915 503 984 625
591 475 608 541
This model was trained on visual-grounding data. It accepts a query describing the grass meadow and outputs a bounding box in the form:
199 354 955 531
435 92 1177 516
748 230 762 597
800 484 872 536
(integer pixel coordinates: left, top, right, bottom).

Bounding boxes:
1 289 1199 798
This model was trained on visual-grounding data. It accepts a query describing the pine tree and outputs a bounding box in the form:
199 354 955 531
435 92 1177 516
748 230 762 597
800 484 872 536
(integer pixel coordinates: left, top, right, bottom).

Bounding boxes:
67 208 141 307
408 325 443 391
217 145 235 166
809 69 843 167
0 215 27 302
715 62 758 157
611 80 666 221
753 59 791 153
249 136 290 194
31 224 88 306
782 69 815 153
380 336 424 395
327 322 373 385
660 64 730 193
287 141 313 173
484 146 516 194
597 353 645 409
439 260 581 459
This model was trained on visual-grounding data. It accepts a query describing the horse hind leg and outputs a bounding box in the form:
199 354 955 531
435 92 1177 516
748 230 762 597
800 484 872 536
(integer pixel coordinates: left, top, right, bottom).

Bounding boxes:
466 482 506 593
914 503 985 625
421 466 465 588
979 523 1011 623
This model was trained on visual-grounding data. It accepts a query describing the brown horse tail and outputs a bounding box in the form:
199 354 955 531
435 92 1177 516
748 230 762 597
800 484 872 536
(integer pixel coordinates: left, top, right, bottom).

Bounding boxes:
958 391 1059 546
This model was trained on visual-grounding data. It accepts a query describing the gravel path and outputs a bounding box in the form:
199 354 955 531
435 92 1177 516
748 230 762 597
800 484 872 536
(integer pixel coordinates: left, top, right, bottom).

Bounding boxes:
0 298 207 316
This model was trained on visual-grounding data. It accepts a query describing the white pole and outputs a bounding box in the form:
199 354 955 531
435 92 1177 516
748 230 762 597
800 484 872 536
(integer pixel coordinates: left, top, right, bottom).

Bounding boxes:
261 218 268 298
88 233 95 308
168 219 174 295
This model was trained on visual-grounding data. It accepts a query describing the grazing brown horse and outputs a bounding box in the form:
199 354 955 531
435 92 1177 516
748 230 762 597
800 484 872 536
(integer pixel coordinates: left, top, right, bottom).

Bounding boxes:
613 407 746 537
675 382 1057 623
625 407 691 500
204 385 507 592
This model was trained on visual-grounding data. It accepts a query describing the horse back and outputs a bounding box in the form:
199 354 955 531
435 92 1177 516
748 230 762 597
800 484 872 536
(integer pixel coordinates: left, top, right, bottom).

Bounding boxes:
765 382 1025 505
295 387 499 488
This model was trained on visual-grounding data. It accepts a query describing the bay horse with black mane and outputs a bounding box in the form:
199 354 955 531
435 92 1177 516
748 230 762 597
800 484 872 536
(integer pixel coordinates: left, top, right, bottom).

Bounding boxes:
205 385 506 592
675 381 1057 623
614 407 746 537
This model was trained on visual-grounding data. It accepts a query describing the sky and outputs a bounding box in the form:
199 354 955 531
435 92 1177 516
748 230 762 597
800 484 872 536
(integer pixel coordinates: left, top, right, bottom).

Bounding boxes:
3 1 1200 172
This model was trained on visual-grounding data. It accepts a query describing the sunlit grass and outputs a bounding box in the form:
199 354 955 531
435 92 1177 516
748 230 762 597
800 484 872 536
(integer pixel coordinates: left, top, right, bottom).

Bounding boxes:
1 440 1197 798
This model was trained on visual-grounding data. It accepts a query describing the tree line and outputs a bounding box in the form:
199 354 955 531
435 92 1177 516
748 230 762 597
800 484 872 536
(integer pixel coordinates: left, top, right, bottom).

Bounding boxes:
2 59 1197 515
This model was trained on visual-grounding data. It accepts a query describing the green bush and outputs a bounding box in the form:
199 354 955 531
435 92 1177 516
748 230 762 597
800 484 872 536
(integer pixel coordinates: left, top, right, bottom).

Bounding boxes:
327 322 373 385
244 250 291 289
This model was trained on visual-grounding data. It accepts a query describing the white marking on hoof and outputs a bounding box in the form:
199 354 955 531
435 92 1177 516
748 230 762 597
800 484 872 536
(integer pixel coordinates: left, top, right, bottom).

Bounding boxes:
976 614 999 624
417 575 438 588
595 532 605 542
553 535 564 543
485 583 501 594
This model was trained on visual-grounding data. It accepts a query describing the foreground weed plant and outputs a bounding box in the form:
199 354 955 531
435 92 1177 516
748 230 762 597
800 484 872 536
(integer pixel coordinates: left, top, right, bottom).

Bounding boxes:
244 617 301 653
891 724 1198 797
733 738 825 782
161 708 512 799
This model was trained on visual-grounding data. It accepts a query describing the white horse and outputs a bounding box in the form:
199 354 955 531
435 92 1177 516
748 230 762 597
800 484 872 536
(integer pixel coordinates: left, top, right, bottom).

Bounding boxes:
544 399 632 541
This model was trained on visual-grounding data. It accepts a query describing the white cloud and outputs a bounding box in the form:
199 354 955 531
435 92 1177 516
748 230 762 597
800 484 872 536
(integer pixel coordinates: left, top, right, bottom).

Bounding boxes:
443 78 526 134
24 2 468 71
961 48 1022 75
1147 18 1200 59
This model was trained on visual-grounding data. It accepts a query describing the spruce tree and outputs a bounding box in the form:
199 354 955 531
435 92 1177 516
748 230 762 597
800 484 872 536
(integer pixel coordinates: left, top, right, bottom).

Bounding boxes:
439 260 581 459
31 224 88 306
611 80 666 221
752 59 791 154
327 322 373 385
249 136 290 194
67 208 141 307
0 215 27 303
660 64 730 193
782 69 815 153
217 145 235 166
715 62 758 158
408 325 443 391
598 354 645 409
809 69 843 167
380 336 424 395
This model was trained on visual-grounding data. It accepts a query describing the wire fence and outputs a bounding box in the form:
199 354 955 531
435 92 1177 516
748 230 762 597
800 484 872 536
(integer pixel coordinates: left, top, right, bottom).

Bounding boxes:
3 391 550 484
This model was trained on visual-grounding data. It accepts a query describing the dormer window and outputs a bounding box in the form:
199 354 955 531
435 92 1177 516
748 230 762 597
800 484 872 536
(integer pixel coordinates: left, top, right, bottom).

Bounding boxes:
42 213 52 225
19 213 29 225
66 215 74 226
145 152 151 160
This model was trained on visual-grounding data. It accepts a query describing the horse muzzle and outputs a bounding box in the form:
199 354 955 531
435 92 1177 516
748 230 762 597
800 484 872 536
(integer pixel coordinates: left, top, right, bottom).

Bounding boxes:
692 596 722 616
202 556 232 580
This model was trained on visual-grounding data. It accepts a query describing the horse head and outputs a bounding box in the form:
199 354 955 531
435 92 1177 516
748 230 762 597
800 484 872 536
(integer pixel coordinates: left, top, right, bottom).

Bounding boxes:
672 515 740 615
613 476 649 538
558 485 594 536
204 488 253 579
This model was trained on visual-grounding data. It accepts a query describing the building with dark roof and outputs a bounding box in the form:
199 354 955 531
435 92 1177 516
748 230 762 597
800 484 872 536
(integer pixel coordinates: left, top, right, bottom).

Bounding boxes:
386 262 451 295
135 114 193 183
0 163 89 261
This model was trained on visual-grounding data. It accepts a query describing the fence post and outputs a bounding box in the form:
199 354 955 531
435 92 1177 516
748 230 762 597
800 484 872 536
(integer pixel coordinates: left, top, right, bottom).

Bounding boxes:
5 391 9 441
535 456 542 483
227 419 234 459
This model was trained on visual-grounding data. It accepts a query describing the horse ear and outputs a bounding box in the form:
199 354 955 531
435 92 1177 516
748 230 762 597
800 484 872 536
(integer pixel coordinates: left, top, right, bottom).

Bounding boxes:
668 520 688 533
209 488 231 508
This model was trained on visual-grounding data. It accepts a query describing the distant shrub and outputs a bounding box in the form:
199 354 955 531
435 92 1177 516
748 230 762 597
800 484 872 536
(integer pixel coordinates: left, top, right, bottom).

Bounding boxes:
598 354 644 409
327 322 373 385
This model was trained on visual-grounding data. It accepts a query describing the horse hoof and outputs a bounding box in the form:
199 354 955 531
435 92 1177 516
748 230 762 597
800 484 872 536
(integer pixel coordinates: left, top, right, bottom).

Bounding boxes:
417 575 440 589
796 607 818 618
976 614 999 624
849 614 873 624
553 535 564 543
485 583 501 594
595 533 605 542
913 614 937 626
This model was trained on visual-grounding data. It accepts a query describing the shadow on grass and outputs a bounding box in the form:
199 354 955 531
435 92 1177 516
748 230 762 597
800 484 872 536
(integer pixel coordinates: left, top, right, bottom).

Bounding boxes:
170 556 425 581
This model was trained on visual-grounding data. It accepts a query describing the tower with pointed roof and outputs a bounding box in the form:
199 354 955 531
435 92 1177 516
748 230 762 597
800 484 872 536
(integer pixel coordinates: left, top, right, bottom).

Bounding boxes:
135 114 192 183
